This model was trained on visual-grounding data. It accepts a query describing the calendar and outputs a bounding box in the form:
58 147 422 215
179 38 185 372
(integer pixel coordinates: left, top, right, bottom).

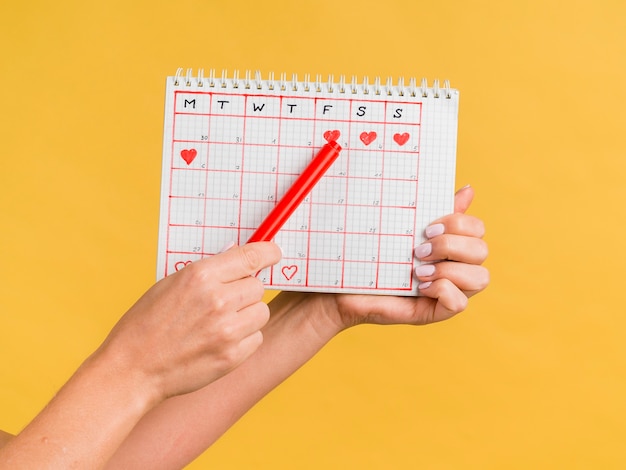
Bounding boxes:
157 69 458 296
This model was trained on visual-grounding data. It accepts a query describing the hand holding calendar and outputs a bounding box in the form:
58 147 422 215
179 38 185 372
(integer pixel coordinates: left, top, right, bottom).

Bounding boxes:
157 69 459 296
326 185 489 328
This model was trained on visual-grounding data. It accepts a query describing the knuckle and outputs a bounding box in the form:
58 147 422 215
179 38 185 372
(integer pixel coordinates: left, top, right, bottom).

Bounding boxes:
465 215 485 237
438 236 452 259
184 259 212 285
456 295 469 313
448 214 464 233
477 239 489 262
481 240 489 261
210 315 241 346
442 279 468 313
449 214 485 238
477 266 491 290
239 244 261 272
449 291 469 313
217 322 238 344
216 345 241 370
247 330 265 355
205 290 227 312
255 302 271 324
476 218 486 238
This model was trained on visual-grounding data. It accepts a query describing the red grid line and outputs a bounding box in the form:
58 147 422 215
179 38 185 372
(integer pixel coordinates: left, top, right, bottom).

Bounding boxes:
235 96 249 243
172 140 420 155
269 97 284 285
199 93 214 257
169 168 419 183
303 99 319 287
168 196 419 211
339 101 353 288
167 226 416 238
166 251 414 268
374 105 388 288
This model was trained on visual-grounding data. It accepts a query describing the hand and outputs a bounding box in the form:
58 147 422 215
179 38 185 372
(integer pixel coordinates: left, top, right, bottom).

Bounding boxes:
96 242 282 402
321 186 489 329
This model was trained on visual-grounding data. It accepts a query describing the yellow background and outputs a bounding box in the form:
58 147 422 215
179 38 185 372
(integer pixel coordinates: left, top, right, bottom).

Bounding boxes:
1 0 625 468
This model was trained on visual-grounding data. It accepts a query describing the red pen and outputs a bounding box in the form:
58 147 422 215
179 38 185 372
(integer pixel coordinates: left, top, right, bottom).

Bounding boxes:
247 140 342 242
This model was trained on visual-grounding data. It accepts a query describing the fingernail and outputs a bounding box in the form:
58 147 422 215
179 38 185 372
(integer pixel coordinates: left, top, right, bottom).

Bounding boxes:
219 241 236 253
455 184 471 195
425 223 444 239
414 243 432 259
414 264 436 277
277 244 285 257
418 281 432 290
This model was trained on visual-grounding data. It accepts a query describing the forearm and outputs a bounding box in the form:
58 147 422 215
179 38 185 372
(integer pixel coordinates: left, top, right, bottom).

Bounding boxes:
106 292 343 469
0 348 159 469
0 243 285 469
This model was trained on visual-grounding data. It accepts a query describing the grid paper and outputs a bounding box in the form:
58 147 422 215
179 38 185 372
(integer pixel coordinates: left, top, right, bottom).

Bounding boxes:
157 73 458 296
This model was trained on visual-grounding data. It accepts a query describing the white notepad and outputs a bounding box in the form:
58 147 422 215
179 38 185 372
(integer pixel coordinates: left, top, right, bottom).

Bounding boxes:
157 69 458 296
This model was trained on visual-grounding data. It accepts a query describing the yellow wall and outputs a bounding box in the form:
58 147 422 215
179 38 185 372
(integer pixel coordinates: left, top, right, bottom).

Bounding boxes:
1 1 625 468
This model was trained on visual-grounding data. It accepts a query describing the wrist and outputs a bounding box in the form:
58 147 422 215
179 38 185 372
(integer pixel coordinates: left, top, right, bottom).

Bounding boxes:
88 339 164 414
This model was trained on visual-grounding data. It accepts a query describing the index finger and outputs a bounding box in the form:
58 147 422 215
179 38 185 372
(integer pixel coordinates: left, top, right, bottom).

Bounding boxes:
210 242 282 282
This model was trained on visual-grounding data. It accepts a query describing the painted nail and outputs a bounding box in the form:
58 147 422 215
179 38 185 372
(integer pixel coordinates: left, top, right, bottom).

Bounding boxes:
425 223 445 239
414 242 432 259
219 241 236 253
418 281 432 290
414 264 436 277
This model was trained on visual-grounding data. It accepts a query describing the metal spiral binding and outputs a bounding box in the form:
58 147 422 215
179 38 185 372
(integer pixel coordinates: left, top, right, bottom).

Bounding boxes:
172 68 452 99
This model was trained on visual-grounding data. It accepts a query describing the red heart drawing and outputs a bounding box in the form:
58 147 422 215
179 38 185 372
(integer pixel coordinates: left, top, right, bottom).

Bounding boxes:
180 148 197 165
281 265 298 281
323 129 341 142
174 260 192 271
393 133 410 146
359 131 377 146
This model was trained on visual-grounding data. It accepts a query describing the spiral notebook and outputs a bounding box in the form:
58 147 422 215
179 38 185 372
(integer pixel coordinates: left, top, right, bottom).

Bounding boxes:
157 68 459 296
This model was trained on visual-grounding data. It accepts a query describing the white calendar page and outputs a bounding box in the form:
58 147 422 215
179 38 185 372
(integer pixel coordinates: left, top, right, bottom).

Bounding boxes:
157 71 458 296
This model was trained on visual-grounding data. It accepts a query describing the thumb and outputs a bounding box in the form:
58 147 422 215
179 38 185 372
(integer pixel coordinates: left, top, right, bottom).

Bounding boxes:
454 185 474 214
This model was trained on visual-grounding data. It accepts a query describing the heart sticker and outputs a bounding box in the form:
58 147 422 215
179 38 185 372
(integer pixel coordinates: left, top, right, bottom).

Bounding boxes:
359 131 377 146
174 260 192 271
281 265 298 281
323 129 341 142
393 133 410 146
180 149 197 165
